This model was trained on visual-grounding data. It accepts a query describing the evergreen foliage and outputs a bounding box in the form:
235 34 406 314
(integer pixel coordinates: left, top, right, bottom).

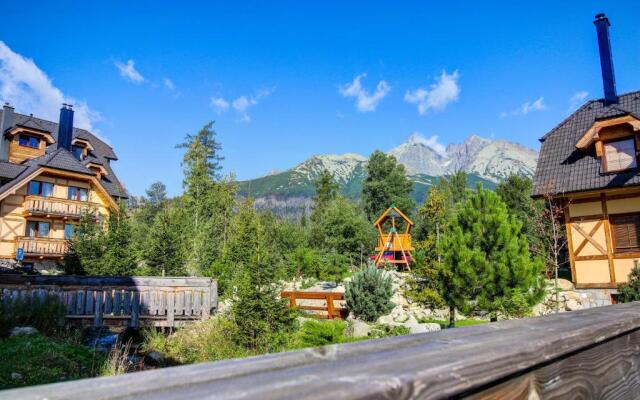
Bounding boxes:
618 263 640 303
142 206 186 276
65 203 137 275
312 169 339 216
438 185 545 321
362 150 415 222
345 267 394 322
310 196 376 264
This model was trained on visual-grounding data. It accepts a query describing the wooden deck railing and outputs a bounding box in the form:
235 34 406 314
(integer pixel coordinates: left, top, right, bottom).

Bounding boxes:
15 236 69 258
281 290 347 319
3 302 639 399
0 275 218 328
23 195 101 219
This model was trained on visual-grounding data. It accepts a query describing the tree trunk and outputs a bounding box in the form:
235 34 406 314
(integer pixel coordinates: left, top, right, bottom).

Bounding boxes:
449 305 455 328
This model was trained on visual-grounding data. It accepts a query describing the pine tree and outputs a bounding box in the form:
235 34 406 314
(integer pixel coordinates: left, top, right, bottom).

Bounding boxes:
439 185 544 322
618 263 640 303
362 151 415 222
345 267 394 322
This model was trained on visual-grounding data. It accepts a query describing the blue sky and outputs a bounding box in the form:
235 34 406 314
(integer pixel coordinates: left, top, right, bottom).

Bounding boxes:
1 1 639 196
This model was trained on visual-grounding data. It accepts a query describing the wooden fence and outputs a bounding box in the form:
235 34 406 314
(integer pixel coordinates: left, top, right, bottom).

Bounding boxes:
3 302 640 399
281 290 347 319
0 275 218 328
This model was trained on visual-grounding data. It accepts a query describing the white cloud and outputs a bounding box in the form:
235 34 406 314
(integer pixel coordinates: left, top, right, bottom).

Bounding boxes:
0 41 100 131
339 73 391 112
408 132 447 157
568 91 588 111
502 96 547 117
211 97 230 113
211 88 273 122
163 78 175 90
404 70 460 115
114 59 144 84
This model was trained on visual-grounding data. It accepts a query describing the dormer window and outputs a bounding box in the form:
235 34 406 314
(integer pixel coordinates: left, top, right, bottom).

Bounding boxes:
72 145 84 160
603 138 637 172
18 134 40 149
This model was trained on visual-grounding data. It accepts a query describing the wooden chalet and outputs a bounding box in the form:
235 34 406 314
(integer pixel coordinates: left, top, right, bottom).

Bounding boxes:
533 14 640 297
0 104 127 272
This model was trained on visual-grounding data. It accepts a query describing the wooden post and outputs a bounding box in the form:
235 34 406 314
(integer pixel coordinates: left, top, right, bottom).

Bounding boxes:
130 291 140 328
167 292 175 327
289 292 296 308
94 290 103 327
326 293 335 319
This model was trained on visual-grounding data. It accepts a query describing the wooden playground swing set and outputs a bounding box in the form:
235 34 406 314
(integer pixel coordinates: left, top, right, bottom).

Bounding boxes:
373 204 414 270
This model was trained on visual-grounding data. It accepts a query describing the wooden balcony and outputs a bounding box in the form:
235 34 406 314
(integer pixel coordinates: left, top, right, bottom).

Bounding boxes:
15 236 69 259
23 195 100 220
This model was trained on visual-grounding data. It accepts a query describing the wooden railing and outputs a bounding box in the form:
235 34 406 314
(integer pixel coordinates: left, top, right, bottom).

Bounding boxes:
23 195 101 219
3 302 640 399
375 232 412 251
0 275 218 328
15 236 69 258
281 291 347 319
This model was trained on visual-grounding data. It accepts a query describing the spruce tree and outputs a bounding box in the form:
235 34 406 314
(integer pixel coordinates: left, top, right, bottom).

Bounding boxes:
312 169 339 217
439 185 544 322
362 151 415 222
228 199 295 351
144 206 186 276
177 122 234 275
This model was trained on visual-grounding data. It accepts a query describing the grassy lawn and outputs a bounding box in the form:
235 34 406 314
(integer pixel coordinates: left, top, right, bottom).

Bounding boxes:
418 318 489 329
0 334 105 390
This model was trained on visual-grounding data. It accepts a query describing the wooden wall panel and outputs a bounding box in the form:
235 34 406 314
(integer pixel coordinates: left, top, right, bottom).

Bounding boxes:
570 201 602 217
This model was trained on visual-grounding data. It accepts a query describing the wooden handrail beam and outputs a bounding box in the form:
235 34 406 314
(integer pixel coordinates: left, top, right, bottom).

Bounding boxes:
4 302 640 399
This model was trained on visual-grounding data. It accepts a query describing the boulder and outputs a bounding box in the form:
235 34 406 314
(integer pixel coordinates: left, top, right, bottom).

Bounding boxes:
423 323 442 332
346 319 371 338
145 351 163 366
406 322 428 334
10 372 22 381
557 279 575 291
10 326 38 337
565 299 582 311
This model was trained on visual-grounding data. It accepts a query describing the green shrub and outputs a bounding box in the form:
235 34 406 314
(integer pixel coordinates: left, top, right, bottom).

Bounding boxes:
369 324 410 338
292 320 349 348
0 294 66 338
345 267 394 322
0 334 104 389
619 264 640 303
144 316 252 365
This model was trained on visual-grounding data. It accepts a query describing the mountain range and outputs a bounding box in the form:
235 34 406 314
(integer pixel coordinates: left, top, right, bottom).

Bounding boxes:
238 134 538 217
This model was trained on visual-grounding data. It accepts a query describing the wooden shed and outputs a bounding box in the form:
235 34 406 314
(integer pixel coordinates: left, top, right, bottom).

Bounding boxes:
373 205 414 269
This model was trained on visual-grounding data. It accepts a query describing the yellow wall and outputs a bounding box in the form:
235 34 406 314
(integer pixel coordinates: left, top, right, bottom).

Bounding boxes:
567 193 640 287
569 201 602 217
574 260 611 284
0 171 111 259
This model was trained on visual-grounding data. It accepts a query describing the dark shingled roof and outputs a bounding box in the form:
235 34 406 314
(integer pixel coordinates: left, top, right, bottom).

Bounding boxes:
532 91 640 197
0 109 127 199
0 161 26 179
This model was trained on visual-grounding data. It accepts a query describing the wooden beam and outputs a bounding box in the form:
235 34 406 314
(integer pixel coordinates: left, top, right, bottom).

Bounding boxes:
572 222 607 255
601 193 616 283
6 303 640 399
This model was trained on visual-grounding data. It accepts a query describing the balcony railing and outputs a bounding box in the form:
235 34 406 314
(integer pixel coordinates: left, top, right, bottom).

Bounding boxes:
23 195 101 219
15 236 69 258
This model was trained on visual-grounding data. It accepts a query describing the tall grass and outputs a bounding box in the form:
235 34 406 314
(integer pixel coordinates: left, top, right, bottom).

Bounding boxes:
0 294 66 338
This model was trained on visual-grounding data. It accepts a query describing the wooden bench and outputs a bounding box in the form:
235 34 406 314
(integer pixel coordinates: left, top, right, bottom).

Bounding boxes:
5 302 640 399
0 275 218 328
281 290 347 319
